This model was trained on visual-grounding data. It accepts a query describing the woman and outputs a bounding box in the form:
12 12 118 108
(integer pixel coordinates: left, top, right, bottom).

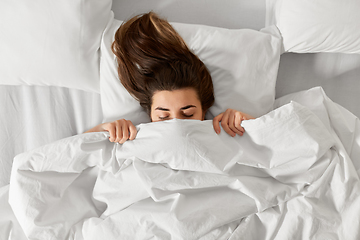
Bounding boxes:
87 12 254 143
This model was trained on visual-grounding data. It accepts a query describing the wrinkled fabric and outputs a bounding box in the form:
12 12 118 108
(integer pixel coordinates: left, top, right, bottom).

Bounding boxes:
8 102 341 239
3 87 360 240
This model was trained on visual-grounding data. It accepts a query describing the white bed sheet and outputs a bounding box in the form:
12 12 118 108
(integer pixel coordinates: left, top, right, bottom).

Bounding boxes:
276 53 360 118
0 85 102 187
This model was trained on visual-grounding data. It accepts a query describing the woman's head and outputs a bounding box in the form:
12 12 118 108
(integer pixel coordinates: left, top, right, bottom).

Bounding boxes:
112 12 214 121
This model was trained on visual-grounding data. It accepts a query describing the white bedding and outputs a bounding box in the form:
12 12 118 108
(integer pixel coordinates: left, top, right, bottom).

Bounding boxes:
275 52 360 119
2 87 360 240
0 85 102 187
110 0 360 119
2 1 360 239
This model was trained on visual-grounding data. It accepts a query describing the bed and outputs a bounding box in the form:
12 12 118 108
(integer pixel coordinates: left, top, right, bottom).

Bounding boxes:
1 0 360 239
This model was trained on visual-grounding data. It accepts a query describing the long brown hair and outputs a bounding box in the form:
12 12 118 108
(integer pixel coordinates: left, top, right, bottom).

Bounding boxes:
111 12 214 115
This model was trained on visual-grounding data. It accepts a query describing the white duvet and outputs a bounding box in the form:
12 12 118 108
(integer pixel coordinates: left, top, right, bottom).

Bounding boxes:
2 87 360 239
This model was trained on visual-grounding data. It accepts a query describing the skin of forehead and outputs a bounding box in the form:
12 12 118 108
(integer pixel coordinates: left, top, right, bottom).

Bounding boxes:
152 89 201 110
151 88 203 121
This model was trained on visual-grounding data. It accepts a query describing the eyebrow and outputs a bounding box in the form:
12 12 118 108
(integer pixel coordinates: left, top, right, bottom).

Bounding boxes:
155 105 197 111
180 105 196 110
155 107 170 111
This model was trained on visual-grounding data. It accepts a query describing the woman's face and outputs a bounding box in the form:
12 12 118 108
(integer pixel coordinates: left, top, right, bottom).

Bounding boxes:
151 88 204 122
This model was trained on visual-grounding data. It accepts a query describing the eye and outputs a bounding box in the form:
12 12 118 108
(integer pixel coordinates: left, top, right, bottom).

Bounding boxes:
183 114 194 118
159 116 169 120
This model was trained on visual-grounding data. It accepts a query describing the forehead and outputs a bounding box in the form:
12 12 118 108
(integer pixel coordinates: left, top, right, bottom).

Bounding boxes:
152 88 201 108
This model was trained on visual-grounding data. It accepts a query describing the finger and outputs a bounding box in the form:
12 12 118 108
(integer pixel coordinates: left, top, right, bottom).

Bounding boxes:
105 124 116 142
221 111 236 137
213 113 224 134
119 123 130 144
128 121 137 140
234 116 244 136
228 110 235 128
115 123 123 143
234 112 245 133
228 111 243 136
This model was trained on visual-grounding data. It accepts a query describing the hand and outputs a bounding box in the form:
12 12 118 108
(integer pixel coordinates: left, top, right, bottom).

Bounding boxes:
213 109 254 137
86 119 137 144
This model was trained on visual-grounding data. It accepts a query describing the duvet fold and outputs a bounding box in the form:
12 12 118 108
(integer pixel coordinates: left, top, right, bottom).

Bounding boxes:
9 102 336 240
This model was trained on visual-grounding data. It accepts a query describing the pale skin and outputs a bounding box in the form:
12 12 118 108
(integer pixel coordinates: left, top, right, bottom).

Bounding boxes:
85 88 254 143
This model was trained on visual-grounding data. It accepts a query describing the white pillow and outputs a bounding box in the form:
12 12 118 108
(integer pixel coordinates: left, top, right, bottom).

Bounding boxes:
100 15 282 125
0 0 112 92
266 0 360 54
